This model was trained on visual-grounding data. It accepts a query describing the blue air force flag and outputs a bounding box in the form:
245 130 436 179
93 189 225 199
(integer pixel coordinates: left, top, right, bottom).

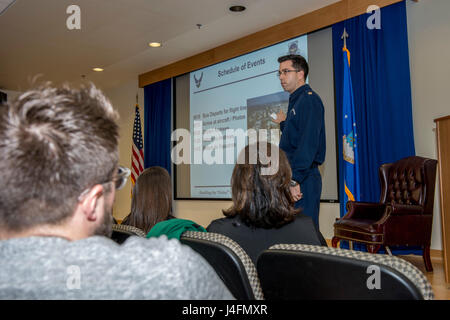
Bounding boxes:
342 47 360 204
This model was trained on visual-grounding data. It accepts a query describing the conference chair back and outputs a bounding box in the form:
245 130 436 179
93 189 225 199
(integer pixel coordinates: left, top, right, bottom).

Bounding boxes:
180 231 264 300
257 244 433 300
110 224 146 244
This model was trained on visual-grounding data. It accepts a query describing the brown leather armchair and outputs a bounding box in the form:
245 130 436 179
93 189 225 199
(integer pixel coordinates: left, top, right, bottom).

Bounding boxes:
332 156 437 272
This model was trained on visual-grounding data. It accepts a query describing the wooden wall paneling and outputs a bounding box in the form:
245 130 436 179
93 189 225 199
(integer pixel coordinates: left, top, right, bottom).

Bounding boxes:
435 115 450 284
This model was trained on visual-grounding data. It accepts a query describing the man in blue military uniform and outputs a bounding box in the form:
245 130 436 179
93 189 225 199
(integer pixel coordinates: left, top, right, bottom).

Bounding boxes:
272 54 326 227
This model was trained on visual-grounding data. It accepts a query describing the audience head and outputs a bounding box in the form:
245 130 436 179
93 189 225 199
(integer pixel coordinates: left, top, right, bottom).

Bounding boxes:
128 166 172 233
0 83 120 239
223 142 300 228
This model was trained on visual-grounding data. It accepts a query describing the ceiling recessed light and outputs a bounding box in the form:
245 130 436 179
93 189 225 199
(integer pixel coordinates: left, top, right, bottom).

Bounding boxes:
229 5 246 12
149 42 162 48
92 67 104 72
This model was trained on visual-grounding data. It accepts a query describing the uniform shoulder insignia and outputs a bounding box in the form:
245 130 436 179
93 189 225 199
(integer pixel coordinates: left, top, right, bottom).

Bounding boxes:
308 91 313 95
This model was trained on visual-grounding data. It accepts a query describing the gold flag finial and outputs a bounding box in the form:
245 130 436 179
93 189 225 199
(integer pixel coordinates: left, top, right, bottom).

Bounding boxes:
341 27 349 49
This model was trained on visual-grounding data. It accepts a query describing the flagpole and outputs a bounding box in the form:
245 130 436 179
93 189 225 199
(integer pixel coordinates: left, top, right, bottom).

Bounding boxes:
341 27 360 207
131 94 144 198
342 28 350 66
341 27 348 49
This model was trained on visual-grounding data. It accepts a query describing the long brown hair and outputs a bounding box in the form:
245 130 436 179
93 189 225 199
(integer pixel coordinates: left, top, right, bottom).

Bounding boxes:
223 142 300 229
125 166 172 233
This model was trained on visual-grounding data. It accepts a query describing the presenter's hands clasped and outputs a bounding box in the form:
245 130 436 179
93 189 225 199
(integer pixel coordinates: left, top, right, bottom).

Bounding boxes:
290 184 303 202
271 110 286 124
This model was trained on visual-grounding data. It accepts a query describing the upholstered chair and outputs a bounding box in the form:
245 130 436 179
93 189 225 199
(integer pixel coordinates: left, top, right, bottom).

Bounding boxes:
332 156 437 272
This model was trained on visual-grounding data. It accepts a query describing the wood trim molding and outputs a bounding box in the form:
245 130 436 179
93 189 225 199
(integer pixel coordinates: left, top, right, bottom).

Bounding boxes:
139 0 403 87
434 115 450 123
435 116 450 283
431 249 443 261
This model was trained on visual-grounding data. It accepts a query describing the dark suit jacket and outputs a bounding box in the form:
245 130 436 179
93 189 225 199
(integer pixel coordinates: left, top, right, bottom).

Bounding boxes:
207 213 327 265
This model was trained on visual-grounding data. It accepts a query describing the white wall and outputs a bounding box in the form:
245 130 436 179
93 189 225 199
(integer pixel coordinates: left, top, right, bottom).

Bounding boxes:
103 79 144 221
0 89 22 101
406 0 450 250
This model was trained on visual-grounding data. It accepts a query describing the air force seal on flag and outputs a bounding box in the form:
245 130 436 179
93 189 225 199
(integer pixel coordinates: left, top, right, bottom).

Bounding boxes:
343 130 355 164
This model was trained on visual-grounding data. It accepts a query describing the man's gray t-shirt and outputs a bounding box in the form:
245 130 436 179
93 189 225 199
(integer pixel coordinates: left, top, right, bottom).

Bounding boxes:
0 235 234 299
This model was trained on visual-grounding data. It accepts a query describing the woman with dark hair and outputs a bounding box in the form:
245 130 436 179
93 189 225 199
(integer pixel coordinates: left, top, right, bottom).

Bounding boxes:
122 166 205 238
207 142 326 264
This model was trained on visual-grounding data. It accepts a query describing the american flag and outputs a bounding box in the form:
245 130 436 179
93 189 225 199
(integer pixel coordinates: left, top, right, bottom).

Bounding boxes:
131 105 144 188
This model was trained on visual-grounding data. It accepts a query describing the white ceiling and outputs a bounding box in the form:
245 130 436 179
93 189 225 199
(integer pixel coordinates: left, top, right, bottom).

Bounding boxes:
0 0 339 91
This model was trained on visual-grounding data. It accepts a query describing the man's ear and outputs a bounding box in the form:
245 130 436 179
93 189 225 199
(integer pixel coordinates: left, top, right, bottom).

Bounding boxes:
297 69 305 82
79 184 104 221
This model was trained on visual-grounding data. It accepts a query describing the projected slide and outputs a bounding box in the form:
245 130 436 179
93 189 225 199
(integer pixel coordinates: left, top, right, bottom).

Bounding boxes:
189 35 307 198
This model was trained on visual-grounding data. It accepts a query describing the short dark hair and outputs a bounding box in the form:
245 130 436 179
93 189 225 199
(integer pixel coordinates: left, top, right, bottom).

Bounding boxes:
125 166 173 234
278 54 309 80
223 142 300 229
0 83 119 232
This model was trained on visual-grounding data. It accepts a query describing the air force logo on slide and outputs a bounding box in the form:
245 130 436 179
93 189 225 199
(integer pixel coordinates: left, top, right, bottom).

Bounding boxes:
288 41 298 55
194 72 203 88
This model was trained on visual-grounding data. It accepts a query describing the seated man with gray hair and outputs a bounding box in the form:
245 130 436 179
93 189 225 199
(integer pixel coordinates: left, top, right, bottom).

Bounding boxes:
0 83 233 300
